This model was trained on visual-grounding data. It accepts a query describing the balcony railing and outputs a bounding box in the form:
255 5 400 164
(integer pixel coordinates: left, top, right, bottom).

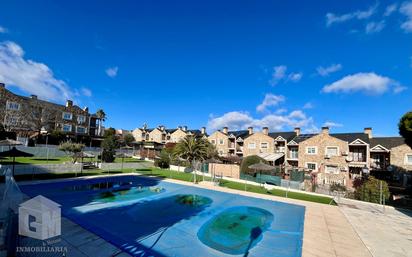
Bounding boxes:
348 152 366 162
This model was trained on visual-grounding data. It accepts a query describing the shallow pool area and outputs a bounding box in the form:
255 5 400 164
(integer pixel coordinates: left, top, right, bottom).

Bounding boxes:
20 175 305 257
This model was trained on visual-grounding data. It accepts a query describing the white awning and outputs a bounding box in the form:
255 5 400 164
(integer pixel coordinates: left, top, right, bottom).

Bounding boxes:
257 152 284 162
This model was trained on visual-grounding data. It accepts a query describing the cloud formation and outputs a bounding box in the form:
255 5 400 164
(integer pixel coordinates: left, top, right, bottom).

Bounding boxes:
323 121 343 128
105 66 118 78
0 41 74 102
400 1 412 32
322 72 404 95
0 26 7 33
207 110 316 133
269 65 302 85
384 3 398 16
365 20 385 33
256 94 285 112
326 4 377 26
81 87 92 97
317 64 342 76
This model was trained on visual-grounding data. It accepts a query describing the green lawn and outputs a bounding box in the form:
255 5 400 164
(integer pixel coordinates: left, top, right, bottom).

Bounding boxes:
0 156 145 165
137 168 335 205
114 157 146 163
0 156 72 164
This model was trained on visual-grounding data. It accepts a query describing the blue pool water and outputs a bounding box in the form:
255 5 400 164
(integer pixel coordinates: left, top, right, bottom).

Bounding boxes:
20 176 305 257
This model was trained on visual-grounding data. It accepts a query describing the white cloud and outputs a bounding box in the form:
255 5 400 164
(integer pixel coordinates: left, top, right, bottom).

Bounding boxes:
0 26 7 33
393 85 407 93
256 94 285 112
207 109 316 133
322 72 404 95
207 112 254 131
105 66 118 78
326 4 377 26
365 20 385 34
269 65 302 85
81 87 92 97
269 65 287 85
0 41 74 102
323 121 343 128
275 108 287 114
288 72 303 82
384 3 398 16
303 102 314 109
400 1 412 32
317 64 342 76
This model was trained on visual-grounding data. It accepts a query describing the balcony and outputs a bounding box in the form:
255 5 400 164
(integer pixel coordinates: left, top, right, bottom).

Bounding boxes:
229 143 236 149
347 152 366 163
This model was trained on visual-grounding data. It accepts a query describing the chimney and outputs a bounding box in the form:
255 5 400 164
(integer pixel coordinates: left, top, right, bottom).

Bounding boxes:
223 127 228 134
0 83 5 88
201 127 206 135
248 127 253 135
30 94 37 100
294 127 301 136
182 126 187 131
321 126 329 134
159 125 165 131
177 126 182 130
364 127 372 139
66 100 73 108
83 106 89 112
262 127 269 135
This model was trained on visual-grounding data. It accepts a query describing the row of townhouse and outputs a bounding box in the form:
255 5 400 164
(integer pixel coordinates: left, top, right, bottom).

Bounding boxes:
132 125 207 144
0 83 103 140
207 126 412 186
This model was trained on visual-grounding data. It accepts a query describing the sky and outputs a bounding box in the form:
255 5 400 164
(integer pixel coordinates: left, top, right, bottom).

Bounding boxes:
0 0 411 136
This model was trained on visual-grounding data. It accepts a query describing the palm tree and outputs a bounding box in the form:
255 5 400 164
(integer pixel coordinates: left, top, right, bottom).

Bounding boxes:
95 109 106 136
174 135 210 183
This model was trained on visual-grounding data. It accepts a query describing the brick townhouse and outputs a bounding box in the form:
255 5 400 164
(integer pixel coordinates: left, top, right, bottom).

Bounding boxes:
0 83 101 140
208 125 412 187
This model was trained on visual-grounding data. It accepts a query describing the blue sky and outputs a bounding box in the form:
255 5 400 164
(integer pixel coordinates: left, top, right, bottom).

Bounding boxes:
0 0 411 136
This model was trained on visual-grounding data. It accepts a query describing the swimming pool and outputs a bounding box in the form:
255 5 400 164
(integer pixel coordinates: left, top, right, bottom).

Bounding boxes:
20 175 305 257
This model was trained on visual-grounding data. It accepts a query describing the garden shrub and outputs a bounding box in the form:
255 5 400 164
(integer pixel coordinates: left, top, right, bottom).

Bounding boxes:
240 155 267 175
354 176 390 204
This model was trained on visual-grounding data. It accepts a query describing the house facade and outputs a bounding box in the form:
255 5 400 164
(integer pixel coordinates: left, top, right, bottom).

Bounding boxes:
0 83 102 139
132 125 206 144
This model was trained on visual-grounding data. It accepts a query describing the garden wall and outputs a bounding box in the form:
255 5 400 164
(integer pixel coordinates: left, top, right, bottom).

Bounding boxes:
0 163 82 175
99 162 152 171
209 163 240 179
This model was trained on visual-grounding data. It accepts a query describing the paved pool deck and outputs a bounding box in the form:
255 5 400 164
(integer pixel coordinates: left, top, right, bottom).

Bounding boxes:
6 174 411 257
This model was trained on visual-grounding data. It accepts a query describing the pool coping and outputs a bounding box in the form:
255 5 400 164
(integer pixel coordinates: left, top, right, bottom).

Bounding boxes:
16 173 373 257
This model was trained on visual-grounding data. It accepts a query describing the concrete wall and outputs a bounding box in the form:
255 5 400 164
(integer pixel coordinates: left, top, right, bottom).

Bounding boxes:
99 162 152 171
0 163 82 175
390 144 412 171
169 165 193 172
209 163 240 179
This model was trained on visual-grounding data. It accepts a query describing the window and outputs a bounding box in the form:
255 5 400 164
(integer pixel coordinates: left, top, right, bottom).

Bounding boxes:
211 139 216 145
219 139 224 145
306 163 317 171
76 126 86 133
325 165 339 174
248 142 256 149
6 101 20 110
62 112 72 120
405 154 412 165
306 147 317 154
326 146 339 156
62 124 72 132
290 148 298 159
260 142 268 149
6 117 18 125
77 115 86 123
